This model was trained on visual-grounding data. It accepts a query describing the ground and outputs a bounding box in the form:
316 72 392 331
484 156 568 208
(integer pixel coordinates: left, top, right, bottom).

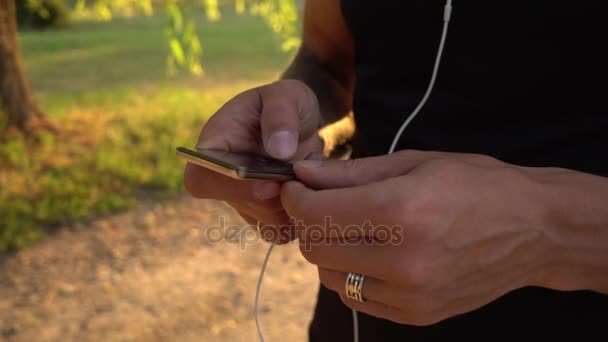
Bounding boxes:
1 7 317 340
0 196 319 342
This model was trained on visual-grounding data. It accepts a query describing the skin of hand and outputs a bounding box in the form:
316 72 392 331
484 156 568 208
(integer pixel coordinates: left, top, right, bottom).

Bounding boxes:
182 0 355 244
183 79 324 244
280 150 608 325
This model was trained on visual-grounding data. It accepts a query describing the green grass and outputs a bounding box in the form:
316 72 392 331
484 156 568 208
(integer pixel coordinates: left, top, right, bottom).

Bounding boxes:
0 8 295 251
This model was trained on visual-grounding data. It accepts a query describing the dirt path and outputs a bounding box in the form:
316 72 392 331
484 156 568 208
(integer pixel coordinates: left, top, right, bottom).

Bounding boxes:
0 197 319 342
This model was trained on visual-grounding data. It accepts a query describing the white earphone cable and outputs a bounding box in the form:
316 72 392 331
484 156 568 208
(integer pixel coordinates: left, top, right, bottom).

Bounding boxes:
254 1 453 341
255 239 275 342
353 1 453 341
388 0 453 155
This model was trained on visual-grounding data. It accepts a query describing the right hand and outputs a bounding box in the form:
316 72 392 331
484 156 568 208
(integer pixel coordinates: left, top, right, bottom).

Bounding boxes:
184 80 324 244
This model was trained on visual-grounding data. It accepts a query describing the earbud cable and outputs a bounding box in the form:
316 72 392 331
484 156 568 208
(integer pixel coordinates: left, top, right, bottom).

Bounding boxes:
354 1 453 341
255 237 275 342
254 2 454 341
388 0 453 155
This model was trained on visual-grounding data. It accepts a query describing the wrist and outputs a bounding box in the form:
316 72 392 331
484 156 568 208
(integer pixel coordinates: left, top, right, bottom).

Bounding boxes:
527 168 608 293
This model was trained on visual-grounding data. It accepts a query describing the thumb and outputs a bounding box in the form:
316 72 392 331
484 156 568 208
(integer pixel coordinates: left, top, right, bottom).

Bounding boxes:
260 80 320 160
293 150 434 190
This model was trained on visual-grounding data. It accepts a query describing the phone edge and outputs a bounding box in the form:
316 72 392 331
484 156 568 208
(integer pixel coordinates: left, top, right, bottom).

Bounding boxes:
176 149 244 180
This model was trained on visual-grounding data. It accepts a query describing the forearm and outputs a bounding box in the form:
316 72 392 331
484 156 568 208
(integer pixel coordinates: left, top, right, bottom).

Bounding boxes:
280 47 352 126
536 168 608 294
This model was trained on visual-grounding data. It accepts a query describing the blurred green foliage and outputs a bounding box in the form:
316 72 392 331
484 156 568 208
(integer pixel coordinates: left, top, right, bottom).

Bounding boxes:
0 106 198 250
16 0 71 29
71 0 154 20
68 0 300 77
249 0 300 51
165 1 204 76
0 8 294 251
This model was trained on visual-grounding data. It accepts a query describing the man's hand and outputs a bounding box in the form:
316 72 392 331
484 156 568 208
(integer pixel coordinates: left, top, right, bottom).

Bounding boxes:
184 80 324 243
281 150 565 325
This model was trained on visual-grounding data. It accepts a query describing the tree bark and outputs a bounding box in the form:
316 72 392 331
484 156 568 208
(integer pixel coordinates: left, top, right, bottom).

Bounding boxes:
0 0 46 134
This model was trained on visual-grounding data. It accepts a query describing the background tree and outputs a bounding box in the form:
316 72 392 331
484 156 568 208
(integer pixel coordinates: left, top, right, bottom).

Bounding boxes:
0 0 300 135
0 0 50 134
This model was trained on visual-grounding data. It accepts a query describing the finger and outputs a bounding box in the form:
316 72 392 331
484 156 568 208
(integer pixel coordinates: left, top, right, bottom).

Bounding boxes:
230 202 293 244
299 240 400 280
236 211 258 226
196 88 264 152
184 163 280 201
258 222 294 244
304 151 324 161
293 149 438 190
338 293 404 324
289 132 324 161
318 268 395 304
233 198 291 227
282 179 409 236
241 196 286 216
259 80 321 160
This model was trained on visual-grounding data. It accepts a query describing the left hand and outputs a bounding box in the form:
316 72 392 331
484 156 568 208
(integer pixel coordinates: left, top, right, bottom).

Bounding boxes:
281 150 558 326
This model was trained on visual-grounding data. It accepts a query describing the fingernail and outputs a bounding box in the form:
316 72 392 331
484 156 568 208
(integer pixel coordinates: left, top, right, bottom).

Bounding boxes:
253 181 280 200
297 160 322 168
266 130 297 159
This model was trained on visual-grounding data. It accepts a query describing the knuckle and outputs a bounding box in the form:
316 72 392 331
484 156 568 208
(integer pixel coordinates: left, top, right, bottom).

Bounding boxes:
497 163 530 184
429 158 471 181
212 89 259 120
232 87 258 104
395 148 424 160
215 92 253 117
393 297 438 326
280 79 311 97
468 153 498 166
197 115 217 136
226 101 251 116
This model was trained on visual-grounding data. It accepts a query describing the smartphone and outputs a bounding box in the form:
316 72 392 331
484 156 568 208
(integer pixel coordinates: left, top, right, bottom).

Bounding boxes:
176 147 295 181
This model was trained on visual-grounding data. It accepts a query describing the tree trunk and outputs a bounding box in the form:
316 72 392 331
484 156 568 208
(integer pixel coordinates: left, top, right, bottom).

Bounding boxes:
0 0 46 134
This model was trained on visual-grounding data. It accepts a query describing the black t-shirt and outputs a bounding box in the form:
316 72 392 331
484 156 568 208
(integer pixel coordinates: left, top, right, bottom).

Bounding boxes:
309 1 608 341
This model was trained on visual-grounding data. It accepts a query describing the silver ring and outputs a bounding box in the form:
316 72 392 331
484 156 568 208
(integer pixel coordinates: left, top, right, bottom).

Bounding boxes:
345 272 366 302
